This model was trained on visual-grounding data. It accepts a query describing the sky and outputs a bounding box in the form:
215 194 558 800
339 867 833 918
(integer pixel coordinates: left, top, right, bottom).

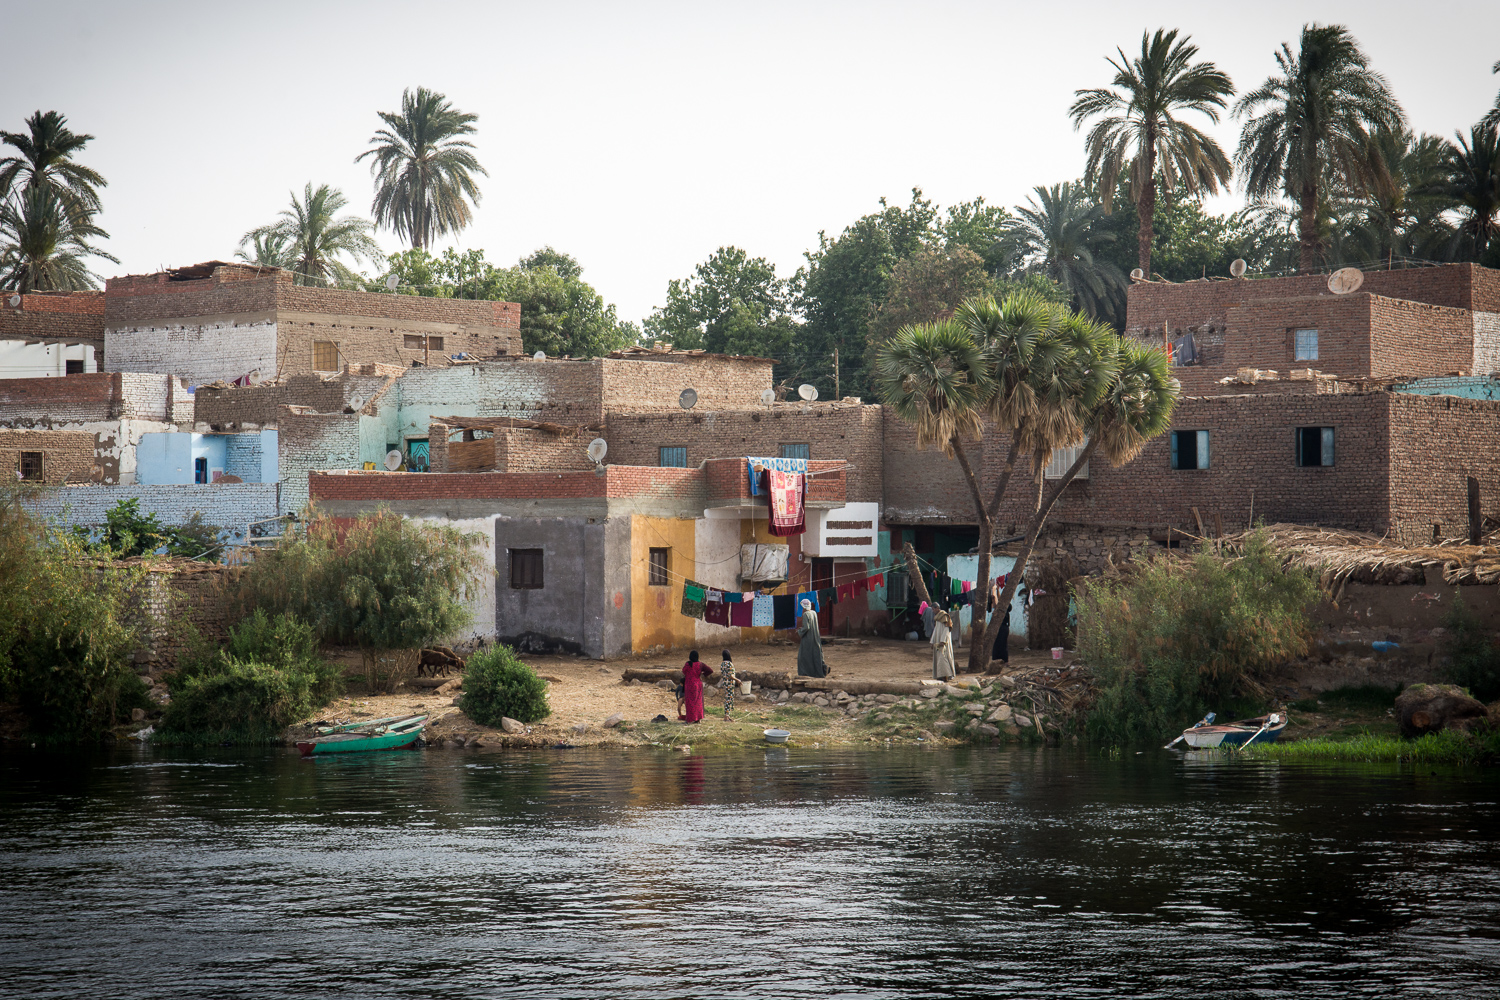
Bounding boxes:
5 0 1498 324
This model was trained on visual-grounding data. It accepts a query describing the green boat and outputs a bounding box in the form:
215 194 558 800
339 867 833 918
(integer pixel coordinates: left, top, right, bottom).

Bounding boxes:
296 714 428 756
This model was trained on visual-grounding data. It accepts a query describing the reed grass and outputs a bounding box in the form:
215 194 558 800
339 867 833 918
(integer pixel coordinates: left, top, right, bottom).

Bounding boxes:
1246 729 1500 765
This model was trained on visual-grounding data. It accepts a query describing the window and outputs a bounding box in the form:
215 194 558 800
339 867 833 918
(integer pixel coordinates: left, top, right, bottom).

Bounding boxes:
65 359 84 375
312 340 339 371
18 451 42 481
648 547 670 586
194 457 208 484
1294 328 1319 361
780 443 810 461
1171 430 1210 470
403 334 423 350
886 570 910 606
510 548 544 589
1296 426 1335 467
659 446 687 468
1043 439 1090 479
427 335 443 352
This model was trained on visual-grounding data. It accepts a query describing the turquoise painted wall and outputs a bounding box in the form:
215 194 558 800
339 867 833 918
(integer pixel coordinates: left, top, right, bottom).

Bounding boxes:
1396 377 1500 400
944 552 1027 640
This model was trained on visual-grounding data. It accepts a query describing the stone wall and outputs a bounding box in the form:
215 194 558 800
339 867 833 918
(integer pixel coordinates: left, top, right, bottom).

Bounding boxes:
278 408 364 514
1387 392 1500 544
0 429 98 483
24 482 280 538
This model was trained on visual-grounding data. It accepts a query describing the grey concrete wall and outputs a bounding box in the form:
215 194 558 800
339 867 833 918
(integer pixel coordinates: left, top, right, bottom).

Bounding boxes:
493 516 612 657
601 517 633 658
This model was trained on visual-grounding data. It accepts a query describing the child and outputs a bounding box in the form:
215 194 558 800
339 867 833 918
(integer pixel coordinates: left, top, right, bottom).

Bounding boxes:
718 649 738 720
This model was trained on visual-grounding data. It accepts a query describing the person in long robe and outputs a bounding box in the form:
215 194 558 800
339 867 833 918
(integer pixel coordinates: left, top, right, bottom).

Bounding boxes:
988 580 1010 669
930 609 956 680
796 599 829 678
718 649 737 720
681 651 713 723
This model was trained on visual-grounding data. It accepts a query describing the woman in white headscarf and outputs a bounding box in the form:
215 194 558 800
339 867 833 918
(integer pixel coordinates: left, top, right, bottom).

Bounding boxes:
930 608 956 680
796 599 828 678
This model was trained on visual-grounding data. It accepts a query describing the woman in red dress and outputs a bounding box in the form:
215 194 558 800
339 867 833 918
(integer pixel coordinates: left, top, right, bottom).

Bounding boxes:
680 651 714 723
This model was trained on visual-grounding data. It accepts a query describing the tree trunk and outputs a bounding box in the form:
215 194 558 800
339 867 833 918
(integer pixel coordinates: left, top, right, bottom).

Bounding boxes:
950 437 992 668
976 439 1098 672
1138 135 1157 275
901 542 930 606
967 429 1023 673
1298 183 1319 274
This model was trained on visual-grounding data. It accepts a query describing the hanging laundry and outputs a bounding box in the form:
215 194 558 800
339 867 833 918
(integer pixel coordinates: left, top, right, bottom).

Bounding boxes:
794 591 820 615
706 589 723 603
1172 332 1198 365
871 573 884 589
741 592 756 603
765 469 806 536
772 594 796 630
681 580 708 619
723 592 743 604
817 587 837 607
837 582 854 600
729 601 754 627
704 602 730 627
961 580 971 593
746 456 808 496
751 593 774 627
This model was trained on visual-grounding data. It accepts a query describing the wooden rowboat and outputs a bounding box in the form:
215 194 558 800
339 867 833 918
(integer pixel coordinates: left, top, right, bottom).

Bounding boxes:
296 714 428 756
1181 713 1286 749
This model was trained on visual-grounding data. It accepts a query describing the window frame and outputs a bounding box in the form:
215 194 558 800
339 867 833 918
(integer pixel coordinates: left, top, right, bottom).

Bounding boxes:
659 446 687 468
1295 426 1335 467
1293 328 1319 362
1170 429 1210 470
194 457 208 484
311 340 339 372
64 359 85 375
779 443 811 461
509 548 545 590
1043 439 1090 480
648 547 670 586
18 451 43 481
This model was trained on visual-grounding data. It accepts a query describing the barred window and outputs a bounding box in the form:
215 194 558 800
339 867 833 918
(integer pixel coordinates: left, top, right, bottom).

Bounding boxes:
648 547 670 586
19 451 43 481
779 443 810 460
659 447 687 468
312 340 338 371
510 549 544 589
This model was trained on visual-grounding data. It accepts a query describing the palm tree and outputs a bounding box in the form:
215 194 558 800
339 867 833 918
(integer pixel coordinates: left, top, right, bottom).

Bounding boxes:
1424 124 1500 261
357 88 487 250
1008 183 1125 321
238 184 382 286
1070 28 1236 275
234 230 295 269
1484 61 1499 129
1234 24 1407 273
1339 129 1453 263
0 186 118 291
0 110 108 221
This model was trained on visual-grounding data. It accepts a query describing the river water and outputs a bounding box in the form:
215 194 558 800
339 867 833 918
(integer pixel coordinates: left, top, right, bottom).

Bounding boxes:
1 744 1497 999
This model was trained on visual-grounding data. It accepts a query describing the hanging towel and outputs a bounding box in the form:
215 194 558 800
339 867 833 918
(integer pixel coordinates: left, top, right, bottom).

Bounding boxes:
765 469 806 536
729 601 754 627
794 591 820 614
751 593 774 627
706 589 723 603
684 584 706 602
772 594 796 630
704 602 730 626
723 592 743 604
871 573 884 589
961 580 971 593
837 582 854 600
747 456 808 496
742 592 756 603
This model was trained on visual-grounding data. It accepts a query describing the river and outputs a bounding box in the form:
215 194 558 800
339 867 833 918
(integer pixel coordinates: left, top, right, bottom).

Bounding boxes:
2 744 1497 998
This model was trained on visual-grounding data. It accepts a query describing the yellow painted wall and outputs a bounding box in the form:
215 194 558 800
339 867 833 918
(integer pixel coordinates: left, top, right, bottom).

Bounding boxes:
630 514 698 654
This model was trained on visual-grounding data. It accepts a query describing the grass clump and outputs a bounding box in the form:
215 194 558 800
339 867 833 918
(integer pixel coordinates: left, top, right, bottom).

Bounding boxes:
1081 533 1320 745
460 645 550 726
158 610 341 744
1443 596 1500 702
1290 683 1403 713
1247 728 1500 766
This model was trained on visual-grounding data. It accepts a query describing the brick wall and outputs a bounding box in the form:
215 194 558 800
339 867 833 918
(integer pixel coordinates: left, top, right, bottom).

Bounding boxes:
599 355 773 412
194 372 390 429
606 404 883 503
0 429 98 483
23 482 279 535
882 407 987 525
1387 393 1500 543
0 291 105 347
279 408 363 514
1368 296 1474 378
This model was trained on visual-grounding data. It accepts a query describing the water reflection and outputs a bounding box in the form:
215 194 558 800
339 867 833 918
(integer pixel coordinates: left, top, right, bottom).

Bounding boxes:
1 744 1497 998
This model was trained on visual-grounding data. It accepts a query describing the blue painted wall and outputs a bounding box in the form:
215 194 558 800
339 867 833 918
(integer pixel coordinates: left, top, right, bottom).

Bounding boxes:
1396 376 1500 401
136 432 194 485
945 552 1027 639
224 430 278 483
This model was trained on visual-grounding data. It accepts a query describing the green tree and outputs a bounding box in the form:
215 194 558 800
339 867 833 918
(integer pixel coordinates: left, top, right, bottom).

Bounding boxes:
1425 124 1500 262
867 245 990 350
1484 60 1500 129
1008 182 1126 322
519 246 582 279
1335 128 1453 263
645 246 789 352
234 230 295 270
1091 183 1296 281
239 183 382 287
0 186 118 291
1070 28 1236 275
1234 24 1407 273
0 110 108 222
357 87 486 250
937 197 1016 274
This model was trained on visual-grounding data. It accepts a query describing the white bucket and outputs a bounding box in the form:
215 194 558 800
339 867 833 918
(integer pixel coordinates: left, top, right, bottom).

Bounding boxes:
740 680 752 695
1051 647 1065 660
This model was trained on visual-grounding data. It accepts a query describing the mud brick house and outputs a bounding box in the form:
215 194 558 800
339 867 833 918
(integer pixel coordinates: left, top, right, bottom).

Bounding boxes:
101 261 522 385
307 458 888 655
0 290 106 377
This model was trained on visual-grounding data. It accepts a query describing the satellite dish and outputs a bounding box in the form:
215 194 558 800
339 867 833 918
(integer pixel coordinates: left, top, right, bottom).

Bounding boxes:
1229 258 1247 278
383 450 404 471
6 294 19 308
384 274 399 291
533 350 547 360
797 383 818 401
587 438 608 464
348 396 365 411
1129 268 1145 281
759 388 776 405
679 388 698 409
1328 267 1364 294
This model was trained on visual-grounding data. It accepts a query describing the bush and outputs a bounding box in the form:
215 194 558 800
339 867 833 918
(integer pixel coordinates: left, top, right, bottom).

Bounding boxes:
160 658 340 743
1081 533 1321 744
461 645 550 725
1442 596 1500 703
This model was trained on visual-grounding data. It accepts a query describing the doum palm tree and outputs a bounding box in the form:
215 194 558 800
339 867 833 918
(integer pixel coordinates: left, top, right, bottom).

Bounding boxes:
1070 28 1235 275
1234 24 1407 273
358 88 487 250
0 186 118 291
0 110 108 222
1008 182 1125 322
238 184 382 287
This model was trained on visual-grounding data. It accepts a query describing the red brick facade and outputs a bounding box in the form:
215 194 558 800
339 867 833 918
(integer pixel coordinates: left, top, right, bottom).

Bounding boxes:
0 291 106 350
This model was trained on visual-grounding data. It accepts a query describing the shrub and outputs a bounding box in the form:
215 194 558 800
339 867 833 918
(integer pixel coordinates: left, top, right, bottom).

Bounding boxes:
160 658 339 743
1442 596 1500 703
1081 533 1320 744
461 645 550 725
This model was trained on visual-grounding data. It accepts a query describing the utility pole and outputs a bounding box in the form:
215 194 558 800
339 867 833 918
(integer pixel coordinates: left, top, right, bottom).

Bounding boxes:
833 347 840 400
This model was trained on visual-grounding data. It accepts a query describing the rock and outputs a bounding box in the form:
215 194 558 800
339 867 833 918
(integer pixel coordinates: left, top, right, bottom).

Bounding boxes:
917 729 935 741
1002 722 1021 736
943 684 968 697
131 708 146 722
1014 713 1033 728
979 685 994 697
876 694 898 704
934 721 956 732
435 679 460 696
451 696 463 706
656 679 674 689
813 696 830 708
572 723 591 733
603 713 625 728
875 712 891 722
998 675 1017 689
988 704 1013 723
966 704 985 716
1395 683 1489 738
919 687 942 699
978 724 1000 737
500 717 525 734
741 693 757 703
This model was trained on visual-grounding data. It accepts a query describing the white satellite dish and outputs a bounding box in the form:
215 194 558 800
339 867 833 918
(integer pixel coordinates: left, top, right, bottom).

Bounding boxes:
1129 268 1145 281
1328 267 1364 294
759 388 776 405
533 350 547 360
797 383 818 401
348 396 365 411
1229 258 1247 278
679 388 697 409
6 294 19 308
384 274 399 291
586 438 608 464
383 449 404 471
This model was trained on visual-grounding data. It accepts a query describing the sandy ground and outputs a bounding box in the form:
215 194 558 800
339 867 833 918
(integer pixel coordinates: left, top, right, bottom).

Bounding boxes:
301 638 1068 749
